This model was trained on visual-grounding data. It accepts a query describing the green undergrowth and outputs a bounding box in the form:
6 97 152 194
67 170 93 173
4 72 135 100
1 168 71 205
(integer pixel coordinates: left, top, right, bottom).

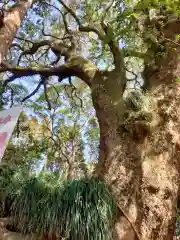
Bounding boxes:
0 164 117 240
0 164 25 197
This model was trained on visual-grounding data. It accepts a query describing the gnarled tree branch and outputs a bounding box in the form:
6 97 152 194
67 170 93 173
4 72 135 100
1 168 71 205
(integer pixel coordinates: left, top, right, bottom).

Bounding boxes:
17 40 51 64
58 0 125 74
0 56 97 87
16 35 76 66
58 0 125 87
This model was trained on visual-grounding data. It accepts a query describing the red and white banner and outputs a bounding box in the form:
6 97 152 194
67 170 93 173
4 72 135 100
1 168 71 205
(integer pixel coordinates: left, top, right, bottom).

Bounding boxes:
0 107 22 162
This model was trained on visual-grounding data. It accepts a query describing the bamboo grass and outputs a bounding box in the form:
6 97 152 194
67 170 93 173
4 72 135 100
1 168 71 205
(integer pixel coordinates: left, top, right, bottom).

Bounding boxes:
0 165 117 240
0 164 26 216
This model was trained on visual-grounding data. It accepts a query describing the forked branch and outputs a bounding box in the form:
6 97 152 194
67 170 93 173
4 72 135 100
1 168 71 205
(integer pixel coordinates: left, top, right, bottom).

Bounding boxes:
17 40 51 64
57 0 104 40
58 0 125 73
100 0 123 69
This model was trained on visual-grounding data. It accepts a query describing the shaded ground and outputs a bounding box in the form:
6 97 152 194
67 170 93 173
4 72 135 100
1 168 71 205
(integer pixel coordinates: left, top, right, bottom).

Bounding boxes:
0 218 36 240
0 218 8 240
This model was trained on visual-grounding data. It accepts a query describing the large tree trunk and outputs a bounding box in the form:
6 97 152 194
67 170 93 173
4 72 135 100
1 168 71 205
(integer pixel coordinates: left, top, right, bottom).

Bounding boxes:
92 38 180 239
0 0 33 64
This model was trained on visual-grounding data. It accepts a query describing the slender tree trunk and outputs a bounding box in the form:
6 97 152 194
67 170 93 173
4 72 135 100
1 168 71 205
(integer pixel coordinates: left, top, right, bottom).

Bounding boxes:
92 42 180 239
0 0 33 64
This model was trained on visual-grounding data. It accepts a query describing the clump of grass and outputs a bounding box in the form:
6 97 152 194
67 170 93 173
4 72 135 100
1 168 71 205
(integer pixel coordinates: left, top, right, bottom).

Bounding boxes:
12 176 117 240
0 164 20 194
0 164 117 239
0 164 25 217
11 172 59 233
54 179 116 240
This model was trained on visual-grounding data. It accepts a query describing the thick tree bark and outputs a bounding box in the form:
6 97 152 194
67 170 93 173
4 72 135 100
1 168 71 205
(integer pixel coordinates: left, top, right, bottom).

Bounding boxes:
0 0 33 65
92 30 180 240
